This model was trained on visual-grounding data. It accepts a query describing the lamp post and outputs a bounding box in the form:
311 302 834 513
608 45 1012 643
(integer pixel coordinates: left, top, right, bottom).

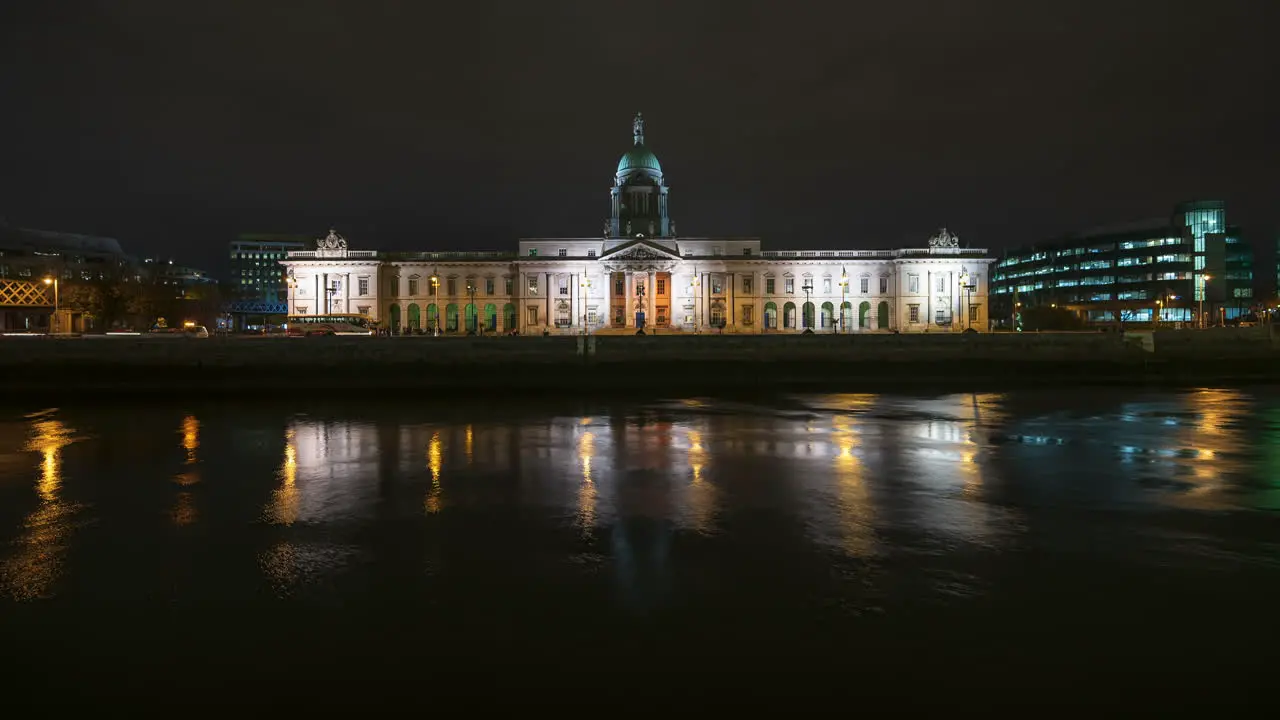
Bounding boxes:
838 268 848 333
42 276 59 334
1200 274 1212 329
801 280 813 332
429 269 440 335
689 272 700 333
580 276 593 334
958 272 970 331
466 280 477 334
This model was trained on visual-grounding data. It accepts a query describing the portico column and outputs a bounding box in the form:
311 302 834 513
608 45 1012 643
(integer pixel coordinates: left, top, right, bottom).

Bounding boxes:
625 271 634 328
648 270 656 327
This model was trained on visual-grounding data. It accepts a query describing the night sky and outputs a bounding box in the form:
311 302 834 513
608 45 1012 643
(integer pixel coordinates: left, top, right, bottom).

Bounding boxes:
2 1 1276 276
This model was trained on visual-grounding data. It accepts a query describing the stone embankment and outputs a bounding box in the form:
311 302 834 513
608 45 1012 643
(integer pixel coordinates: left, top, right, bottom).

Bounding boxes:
1 327 1277 399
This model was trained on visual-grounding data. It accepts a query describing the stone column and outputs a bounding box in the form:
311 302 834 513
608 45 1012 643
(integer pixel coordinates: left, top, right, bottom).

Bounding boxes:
648 270 656 328
625 271 634 328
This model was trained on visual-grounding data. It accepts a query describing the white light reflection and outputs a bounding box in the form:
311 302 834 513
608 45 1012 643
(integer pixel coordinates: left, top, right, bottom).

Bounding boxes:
831 426 876 558
577 429 597 536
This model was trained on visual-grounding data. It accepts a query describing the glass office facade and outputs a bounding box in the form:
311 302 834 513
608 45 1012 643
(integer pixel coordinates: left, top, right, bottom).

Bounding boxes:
991 202 1252 327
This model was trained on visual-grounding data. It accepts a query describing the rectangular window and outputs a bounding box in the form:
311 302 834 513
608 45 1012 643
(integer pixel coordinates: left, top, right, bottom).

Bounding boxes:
908 275 919 294
711 275 723 294
935 309 948 325
504 277 513 295
879 277 887 294
936 276 947 293
358 277 369 296
614 307 625 325
446 278 456 296
528 248 538 257
909 304 920 323
657 278 666 294
742 248 752 256
742 305 754 325
558 248 567 257
823 278 831 294
860 277 868 293
969 304 980 322
765 278 774 294
527 307 538 325
408 278 419 296
357 306 369 315
784 278 794 294
559 277 569 295
615 275 624 296
743 276 753 294
587 249 596 258
485 278 495 295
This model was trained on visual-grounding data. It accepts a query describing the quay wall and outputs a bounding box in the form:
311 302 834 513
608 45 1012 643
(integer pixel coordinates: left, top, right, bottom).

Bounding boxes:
1 329 1278 398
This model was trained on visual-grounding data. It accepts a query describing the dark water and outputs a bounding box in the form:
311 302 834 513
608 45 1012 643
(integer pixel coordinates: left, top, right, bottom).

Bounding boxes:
2 389 1278 705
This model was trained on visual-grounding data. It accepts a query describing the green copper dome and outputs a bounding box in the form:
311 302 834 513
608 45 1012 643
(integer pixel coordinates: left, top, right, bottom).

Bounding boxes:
615 112 662 179
617 145 662 176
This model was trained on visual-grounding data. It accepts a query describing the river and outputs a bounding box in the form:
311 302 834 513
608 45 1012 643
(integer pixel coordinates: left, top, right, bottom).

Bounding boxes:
1 389 1277 705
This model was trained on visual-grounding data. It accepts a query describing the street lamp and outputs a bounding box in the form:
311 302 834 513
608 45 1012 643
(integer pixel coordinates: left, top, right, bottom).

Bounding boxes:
466 280 477 334
42 276 59 334
429 268 440 335
838 268 848 333
689 272 700 333
801 279 813 332
580 276 593 334
1200 274 1212 329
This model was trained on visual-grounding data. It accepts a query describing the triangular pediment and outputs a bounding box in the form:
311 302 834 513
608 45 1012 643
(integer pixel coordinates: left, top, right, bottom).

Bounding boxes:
599 239 681 262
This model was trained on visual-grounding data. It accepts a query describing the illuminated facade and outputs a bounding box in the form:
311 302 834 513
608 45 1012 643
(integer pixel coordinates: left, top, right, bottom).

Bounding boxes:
991 201 1254 326
281 114 994 334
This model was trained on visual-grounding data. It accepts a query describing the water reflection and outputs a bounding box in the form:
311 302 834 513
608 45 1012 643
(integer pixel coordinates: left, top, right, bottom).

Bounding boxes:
1 411 83 600
172 414 201 526
264 428 300 526
426 431 443 514
576 429 597 536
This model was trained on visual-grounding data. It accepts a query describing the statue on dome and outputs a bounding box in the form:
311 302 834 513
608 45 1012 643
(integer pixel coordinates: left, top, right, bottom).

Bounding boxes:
625 220 632 235
669 220 677 236
603 219 611 238
633 112 644 143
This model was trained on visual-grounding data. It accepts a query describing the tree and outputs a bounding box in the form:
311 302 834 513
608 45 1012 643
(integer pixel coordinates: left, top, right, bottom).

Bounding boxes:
1020 305 1086 331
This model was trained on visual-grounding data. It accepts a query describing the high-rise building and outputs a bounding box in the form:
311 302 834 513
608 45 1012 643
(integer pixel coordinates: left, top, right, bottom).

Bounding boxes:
990 201 1253 327
230 235 308 302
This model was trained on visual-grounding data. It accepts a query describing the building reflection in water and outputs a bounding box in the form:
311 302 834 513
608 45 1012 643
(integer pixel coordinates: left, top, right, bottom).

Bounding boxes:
1 411 83 600
831 416 876 558
171 414 201 526
678 427 718 535
1167 388 1249 511
576 429 597 537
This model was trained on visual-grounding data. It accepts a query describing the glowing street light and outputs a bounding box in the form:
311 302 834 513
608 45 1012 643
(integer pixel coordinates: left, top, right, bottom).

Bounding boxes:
838 268 848 333
42 276 59 334
580 276 593 334
689 271 700 333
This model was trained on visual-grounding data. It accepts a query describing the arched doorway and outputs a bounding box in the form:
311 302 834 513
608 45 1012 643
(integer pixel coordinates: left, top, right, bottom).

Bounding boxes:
840 301 852 332
858 301 870 329
802 302 815 330
407 303 421 332
483 303 497 332
820 301 834 330
426 304 439 333
503 303 516 332
464 303 477 333
764 301 777 330
445 304 458 332
783 302 797 330
877 301 890 330
389 304 401 334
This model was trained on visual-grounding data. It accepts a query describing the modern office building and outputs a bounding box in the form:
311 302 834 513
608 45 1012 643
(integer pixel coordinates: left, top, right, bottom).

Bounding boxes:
230 235 308 302
991 201 1252 327
281 114 995 335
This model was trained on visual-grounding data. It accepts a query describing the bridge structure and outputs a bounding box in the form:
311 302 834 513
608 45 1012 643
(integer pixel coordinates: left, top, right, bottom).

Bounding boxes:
224 299 287 315
0 279 53 307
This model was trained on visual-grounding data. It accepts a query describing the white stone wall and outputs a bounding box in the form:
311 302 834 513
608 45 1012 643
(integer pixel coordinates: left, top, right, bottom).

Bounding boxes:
284 249 993 334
